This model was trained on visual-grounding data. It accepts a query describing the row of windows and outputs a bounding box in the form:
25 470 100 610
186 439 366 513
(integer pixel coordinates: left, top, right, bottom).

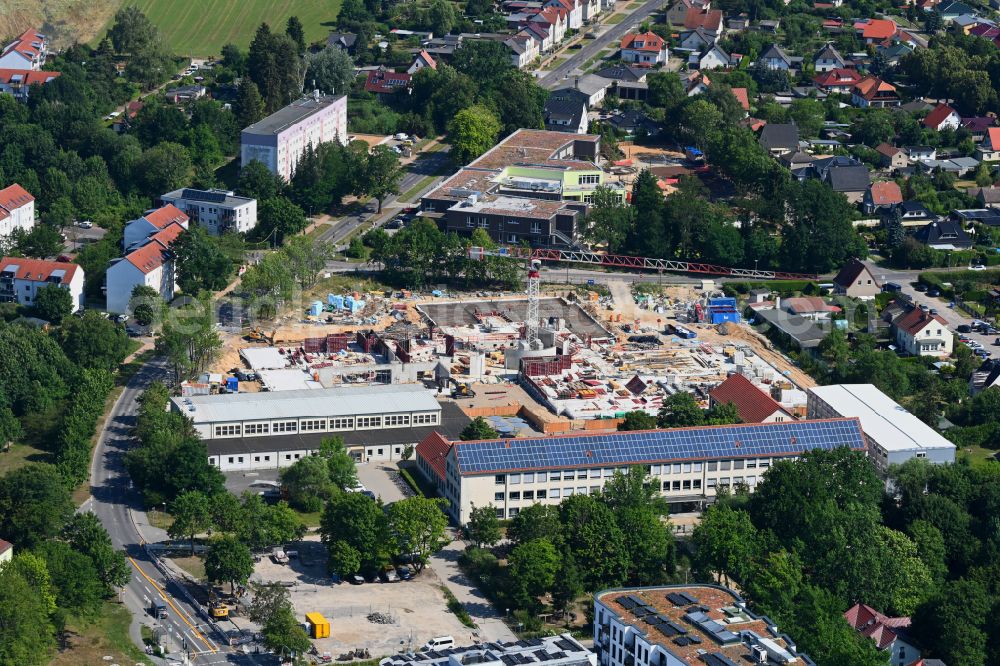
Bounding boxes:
274 421 297 433
217 452 304 465
211 412 439 437
495 468 628 484
413 413 438 425
385 414 409 426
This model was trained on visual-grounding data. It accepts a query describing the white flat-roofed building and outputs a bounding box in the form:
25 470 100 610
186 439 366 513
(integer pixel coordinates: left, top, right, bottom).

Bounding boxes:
807 384 956 472
241 93 348 181
159 188 257 235
172 384 443 441
380 633 595 666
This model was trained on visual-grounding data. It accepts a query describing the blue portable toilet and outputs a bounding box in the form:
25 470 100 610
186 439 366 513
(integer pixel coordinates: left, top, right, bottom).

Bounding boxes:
226 377 238 393
344 296 355 311
327 293 336 306
309 300 324 316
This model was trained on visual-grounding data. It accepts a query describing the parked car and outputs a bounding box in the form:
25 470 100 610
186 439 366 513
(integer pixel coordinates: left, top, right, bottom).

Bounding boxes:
970 264 987 271
914 283 928 292
348 575 364 585
395 567 413 581
76 219 93 229
928 289 941 297
957 324 972 333
380 568 400 583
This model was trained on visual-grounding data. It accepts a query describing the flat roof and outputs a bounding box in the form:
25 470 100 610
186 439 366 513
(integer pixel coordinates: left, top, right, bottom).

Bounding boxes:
206 402 471 455
162 188 255 208
172 384 442 424
808 384 956 453
242 94 345 136
596 585 813 665
449 418 866 475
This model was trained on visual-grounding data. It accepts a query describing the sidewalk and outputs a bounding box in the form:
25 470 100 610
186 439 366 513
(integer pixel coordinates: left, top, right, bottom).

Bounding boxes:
428 537 517 643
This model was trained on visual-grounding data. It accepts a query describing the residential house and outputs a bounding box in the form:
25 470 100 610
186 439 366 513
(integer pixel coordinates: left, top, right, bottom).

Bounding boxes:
0 257 85 313
678 27 714 51
970 186 1000 208
364 68 412 100
579 0 601 21
780 151 816 171
505 32 540 68
758 122 799 156
552 74 610 107
923 103 961 131
164 85 206 103
804 155 869 203
407 50 437 75
543 98 588 133
709 373 793 423
969 361 1000 395
875 143 909 171
731 87 750 114
833 258 882 299
907 145 937 163
530 7 568 46
975 127 1000 161
0 183 35 239
691 44 730 70
813 42 846 71
0 68 60 101
608 110 660 137
885 200 937 227
683 7 724 38
595 65 647 83
813 68 862 94
961 116 994 141
685 70 711 96
0 539 11 565
878 42 913 67
851 76 899 108
951 207 1000 226
545 0 583 30
893 305 954 358
159 188 257 235
759 43 797 70
756 19 780 33
326 32 358 53
844 604 921 666
856 19 897 45
863 181 903 214
0 29 47 70
106 222 186 313
939 0 978 21
124 205 190 250
666 0 710 26
620 31 668 66
615 79 649 101
782 296 842 321
914 219 973 250
919 156 979 176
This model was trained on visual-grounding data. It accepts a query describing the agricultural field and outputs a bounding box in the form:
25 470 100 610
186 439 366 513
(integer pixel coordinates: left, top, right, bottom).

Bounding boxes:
104 0 340 57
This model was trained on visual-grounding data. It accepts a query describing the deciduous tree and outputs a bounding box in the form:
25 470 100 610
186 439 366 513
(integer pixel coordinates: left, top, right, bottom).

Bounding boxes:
205 535 254 593
387 496 449 571
32 283 73 324
467 504 502 549
508 538 559 610
169 490 213 555
448 105 501 165
460 416 499 440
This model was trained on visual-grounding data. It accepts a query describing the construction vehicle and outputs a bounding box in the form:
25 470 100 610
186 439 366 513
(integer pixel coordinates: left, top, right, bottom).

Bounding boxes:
209 600 229 619
244 327 276 344
450 379 476 399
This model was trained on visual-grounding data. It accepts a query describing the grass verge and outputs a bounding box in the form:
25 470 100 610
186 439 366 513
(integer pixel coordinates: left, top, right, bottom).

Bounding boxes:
397 174 443 203
172 554 207 581
399 461 438 497
50 601 152 666
439 585 477 628
605 13 627 24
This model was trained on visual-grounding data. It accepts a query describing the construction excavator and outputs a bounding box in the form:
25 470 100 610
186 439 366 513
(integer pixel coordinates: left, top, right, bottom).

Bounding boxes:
244 327 276 344
208 592 229 619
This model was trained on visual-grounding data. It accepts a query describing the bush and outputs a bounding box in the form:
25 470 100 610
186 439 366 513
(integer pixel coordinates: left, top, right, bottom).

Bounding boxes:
440 585 476 628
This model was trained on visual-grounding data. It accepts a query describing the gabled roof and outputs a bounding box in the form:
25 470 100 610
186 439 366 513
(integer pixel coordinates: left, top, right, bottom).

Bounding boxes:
813 68 862 88
895 305 950 336
0 256 79 283
760 43 792 65
544 98 586 129
961 116 995 133
0 183 34 211
922 103 958 129
986 127 1000 150
1 29 45 62
868 181 903 206
621 31 666 52
0 538 10 554
731 87 750 111
783 296 841 314
415 431 452 482
814 42 845 64
684 7 723 31
833 258 878 288
709 373 789 423
142 204 189 230
413 50 437 69
875 142 904 158
844 603 911 650
364 68 411 94
124 223 185 274
858 19 897 40
853 76 897 101
0 68 59 86
758 123 799 151
913 219 973 248
826 164 871 192
595 65 647 82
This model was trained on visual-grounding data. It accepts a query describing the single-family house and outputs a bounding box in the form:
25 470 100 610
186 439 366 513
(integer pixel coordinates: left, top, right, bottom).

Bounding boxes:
0 257 85 313
0 183 35 239
939 0 978 21
780 151 816 171
0 539 11 564
961 116 995 141
666 0 709 26
364 67 412 100
124 205 190 251
758 122 799 156
683 7 724 38
813 43 846 71
544 98 588 134
970 186 1000 208
878 42 913 67
907 145 937 163
833 258 882 299
975 127 1000 161
620 31 668 66
885 200 937 227
893 305 954 358
709 373 793 423
530 7 568 45
813 68 862 94
0 68 60 101
506 32 540 68
0 29 47 70
164 85 206 104
875 143 909 171
851 76 899 108
679 27 714 51
579 0 601 21
731 87 750 114
783 296 842 321
970 362 1000 396
923 103 961 131
919 156 979 176
595 65 647 83
844 604 921 666
608 110 660 137
545 0 583 29
856 19 897 45
407 50 437 75
914 219 973 250
551 74 610 107
106 222 186 314
685 70 711 96
951 207 1000 226
826 164 871 203
691 44 730 70
863 181 903 214
326 32 359 53
759 43 796 70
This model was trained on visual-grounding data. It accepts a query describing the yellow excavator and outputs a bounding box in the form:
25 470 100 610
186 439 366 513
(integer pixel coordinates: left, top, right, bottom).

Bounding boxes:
244 327 276 344
208 593 229 619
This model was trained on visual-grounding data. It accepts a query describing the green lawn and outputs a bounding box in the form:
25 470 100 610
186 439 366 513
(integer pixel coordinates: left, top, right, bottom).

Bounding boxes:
51 602 152 666
604 13 628 24
957 444 999 467
0 441 49 476
107 0 341 56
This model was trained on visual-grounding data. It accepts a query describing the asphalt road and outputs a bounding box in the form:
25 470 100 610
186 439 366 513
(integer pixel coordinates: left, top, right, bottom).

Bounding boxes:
315 148 452 247
537 0 666 90
86 358 275 665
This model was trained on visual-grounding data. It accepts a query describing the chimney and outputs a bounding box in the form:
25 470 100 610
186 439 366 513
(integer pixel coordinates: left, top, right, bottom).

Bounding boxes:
575 76 580 90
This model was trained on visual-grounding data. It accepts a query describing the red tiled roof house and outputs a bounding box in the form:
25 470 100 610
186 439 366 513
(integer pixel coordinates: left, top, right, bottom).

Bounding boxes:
709 373 792 423
0 183 35 239
892 306 953 358
107 214 187 313
0 256 85 313
621 31 669 66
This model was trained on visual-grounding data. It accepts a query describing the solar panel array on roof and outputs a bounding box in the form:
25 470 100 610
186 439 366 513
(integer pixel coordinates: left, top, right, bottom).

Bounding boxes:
700 654 740 666
453 419 865 474
181 188 229 203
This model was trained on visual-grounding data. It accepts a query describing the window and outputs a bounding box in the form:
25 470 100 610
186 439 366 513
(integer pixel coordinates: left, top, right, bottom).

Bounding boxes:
523 473 534 484
495 474 506 485
671 480 681 491
720 460 732 471
245 423 269 435
330 417 354 430
579 174 600 185
530 222 541 234
590 468 601 479
508 233 517 243
746 459 757 468
227 457 234 464
707 461 718 471
563 470 574 481
509 491 521 501
662 481 670 491
377 448 384 456
693 479 702 490
509 473 521 484
682 463 691 473
508 508 519 518
576 486 588 495
707 478 716 488
603 467 615 477
550 488 560 499
651 465 661 475
384 414 410 426
300 419 326 431
357 416 382 428
734 460 745 470
536 489 547 499
523 490 534 500
466 217 475 228
413 413 438 425
550 470 561 481
274 421 297 433
693 462 703 472
214 424 241 437
254 456 260 462
672 463 681 473
682 480 691 490
495 508 504 518
591 485 600 494
285 454 291 460
564 488 574 496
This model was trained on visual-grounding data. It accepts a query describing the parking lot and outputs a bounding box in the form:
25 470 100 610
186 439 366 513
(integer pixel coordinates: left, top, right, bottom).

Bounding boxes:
251 536 473 656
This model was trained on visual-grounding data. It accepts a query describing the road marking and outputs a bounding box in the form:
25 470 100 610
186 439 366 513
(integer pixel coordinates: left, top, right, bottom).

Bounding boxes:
128 556 217 653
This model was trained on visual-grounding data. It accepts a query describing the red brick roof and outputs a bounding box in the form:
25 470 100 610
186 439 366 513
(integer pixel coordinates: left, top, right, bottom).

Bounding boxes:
0 256 79 283
414 50 437 70
143 204 188 230
858 19 897 40
922 103 957 130
2 29 45 62
684 7 722 31
895 307 948 336
844 603 911 650
869 181 903 206
813 68 862 89
364 68 411 94
622 31 666 52
0 538 10 555
783 296 841 314
416 431 452 482
0 183 34 212
708 373 788 423
875 142 903 158
853 76 897 101
731 87 750 111
0 68 59 86
987 127 1000 150
125 223 185 274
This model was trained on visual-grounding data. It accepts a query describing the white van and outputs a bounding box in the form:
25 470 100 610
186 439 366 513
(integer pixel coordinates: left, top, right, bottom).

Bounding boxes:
421 636 455 652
